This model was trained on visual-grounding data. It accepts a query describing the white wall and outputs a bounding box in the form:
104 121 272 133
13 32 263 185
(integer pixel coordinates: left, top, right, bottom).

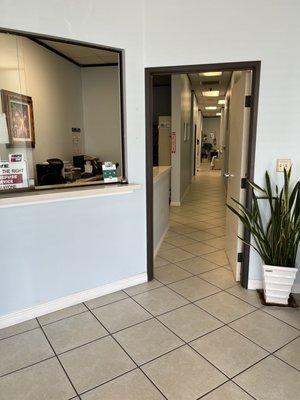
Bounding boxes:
0 34 83 178
153 167 170 254
0 0 300 316
171 74 192 204
81 66 122 168
202 117 221 148
144 0 300 286
0 0 147 317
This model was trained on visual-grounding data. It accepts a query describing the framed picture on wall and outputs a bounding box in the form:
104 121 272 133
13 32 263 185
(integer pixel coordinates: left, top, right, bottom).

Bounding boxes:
1 89 35 148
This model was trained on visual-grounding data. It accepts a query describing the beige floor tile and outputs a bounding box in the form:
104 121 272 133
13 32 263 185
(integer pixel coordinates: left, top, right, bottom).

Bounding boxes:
159 242 176 251
176 256 220 275
191 326 268 378
169 276 221 302
0 329 54 376
158 247 195 263
187 221 215 230
154 256 170 268
142 346 227 400
113 319 183 365
38 303 87 325
205 227 226 237
180 242 216 256
154 264 192 284
201 250 229 266
203 237 226 250
262 305 300 329
164 231 180 240
226 285 263 308
59 336 135 393
0 358 75 400
196 292 256 323
165 234 198 247
207 218 226 227
274 337 300 370
200 267 236 289
44 312 108 353
124 279 163 296
0 319 38 340
169 225 199 235
92 298 151 333
158 304 223 342
201 381 253 400
233 356 300 400
85 291 128 310
81 369 164 400
185 231 216 241
230 310 299 352
133 286 189 316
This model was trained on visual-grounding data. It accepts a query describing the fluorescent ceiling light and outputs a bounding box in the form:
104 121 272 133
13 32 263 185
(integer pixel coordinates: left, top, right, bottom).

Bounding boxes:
201 71 222 77
202 90 219 97
205 106 217 110
218 99 225 105
216 112 221 116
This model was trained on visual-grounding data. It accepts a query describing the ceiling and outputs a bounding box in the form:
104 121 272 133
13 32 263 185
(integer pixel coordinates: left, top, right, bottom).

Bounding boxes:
188 71 232 117
37 39 119 66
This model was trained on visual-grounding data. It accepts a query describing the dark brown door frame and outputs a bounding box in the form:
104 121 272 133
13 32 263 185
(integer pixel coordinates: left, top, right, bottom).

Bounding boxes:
145 61 261 288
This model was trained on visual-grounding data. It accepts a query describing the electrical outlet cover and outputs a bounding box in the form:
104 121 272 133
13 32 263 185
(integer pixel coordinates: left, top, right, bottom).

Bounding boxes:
276 159 291 172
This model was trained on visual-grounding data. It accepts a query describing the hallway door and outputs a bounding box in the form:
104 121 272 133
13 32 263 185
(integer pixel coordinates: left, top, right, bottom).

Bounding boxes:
225 71 252 280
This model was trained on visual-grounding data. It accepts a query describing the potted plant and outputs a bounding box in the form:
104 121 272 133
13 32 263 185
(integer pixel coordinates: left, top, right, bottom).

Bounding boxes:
227 168 300 305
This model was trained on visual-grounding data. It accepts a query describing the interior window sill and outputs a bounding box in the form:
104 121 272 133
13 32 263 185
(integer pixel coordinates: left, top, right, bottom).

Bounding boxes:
0 183 142 208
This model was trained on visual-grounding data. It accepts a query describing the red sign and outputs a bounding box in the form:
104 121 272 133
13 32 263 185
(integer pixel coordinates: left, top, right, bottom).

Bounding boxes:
171 132 176 153
0 174 23 185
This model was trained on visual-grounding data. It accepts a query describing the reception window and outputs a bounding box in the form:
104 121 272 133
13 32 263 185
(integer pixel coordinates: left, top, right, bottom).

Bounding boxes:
0 32 125 193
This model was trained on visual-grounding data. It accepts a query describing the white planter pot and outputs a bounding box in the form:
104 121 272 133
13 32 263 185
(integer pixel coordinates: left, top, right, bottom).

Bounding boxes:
263 265 298 305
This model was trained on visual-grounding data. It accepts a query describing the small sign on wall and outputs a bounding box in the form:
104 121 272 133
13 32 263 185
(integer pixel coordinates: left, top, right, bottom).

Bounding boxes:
171 132 176 154
0 160 28 190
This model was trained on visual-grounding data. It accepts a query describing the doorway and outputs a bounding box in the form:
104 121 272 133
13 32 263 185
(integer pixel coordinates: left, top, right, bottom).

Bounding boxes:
146 61 261 288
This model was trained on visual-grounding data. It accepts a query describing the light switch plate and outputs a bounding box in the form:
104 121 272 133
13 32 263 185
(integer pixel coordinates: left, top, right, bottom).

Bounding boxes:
276 159 291 172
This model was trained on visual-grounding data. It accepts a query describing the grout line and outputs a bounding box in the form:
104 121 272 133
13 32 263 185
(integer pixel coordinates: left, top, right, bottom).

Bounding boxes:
36 319 82 400
84 306 169 399
0 355 56 379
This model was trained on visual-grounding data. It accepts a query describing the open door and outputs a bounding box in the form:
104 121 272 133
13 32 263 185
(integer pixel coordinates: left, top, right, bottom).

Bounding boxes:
225 71 252 280
158 116 171 165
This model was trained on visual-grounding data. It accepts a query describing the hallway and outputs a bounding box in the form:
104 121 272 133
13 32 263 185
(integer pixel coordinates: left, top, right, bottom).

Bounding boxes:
0 169 299 399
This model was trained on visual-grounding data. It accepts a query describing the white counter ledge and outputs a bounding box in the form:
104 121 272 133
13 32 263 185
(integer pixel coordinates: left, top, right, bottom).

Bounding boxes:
0 183 142 208
153 166 171 183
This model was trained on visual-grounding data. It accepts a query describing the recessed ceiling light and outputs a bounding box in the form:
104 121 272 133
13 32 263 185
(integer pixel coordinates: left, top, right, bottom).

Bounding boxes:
205 106 217 110
201 72 222 77
218 100 225 105
216 112 221 116
202 90 220 97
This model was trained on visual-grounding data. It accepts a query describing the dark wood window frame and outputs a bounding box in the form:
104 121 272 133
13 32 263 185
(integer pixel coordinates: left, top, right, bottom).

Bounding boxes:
145 61 261 288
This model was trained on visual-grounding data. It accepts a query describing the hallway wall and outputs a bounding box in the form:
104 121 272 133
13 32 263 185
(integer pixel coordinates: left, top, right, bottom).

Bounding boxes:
171 74 193 204
202 117 221 148
145 0 300 288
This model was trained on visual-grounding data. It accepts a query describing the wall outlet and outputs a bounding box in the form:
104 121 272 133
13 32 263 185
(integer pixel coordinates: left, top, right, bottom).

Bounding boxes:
276 159 291 172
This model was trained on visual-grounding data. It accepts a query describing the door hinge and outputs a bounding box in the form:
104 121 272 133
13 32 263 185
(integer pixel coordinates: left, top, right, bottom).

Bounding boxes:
237 252 243 263
245 95 251 107
241 177 247 189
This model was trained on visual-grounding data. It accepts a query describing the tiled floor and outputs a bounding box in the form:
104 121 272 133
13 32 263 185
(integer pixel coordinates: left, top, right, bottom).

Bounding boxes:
0 167 299 399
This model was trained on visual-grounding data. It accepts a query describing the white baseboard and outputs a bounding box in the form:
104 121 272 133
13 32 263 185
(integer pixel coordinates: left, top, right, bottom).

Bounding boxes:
170 201 181 206
248 279 300 294
0 273 147 329
154 224 169 258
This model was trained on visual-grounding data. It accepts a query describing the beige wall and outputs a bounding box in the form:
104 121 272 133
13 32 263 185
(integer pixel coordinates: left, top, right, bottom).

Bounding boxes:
81 66 122 168
0 34 83 179
202 117 221 149
171 74 192 204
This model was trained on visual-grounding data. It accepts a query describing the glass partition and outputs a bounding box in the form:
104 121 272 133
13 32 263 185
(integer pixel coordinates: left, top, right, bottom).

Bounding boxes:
0 32 124 194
